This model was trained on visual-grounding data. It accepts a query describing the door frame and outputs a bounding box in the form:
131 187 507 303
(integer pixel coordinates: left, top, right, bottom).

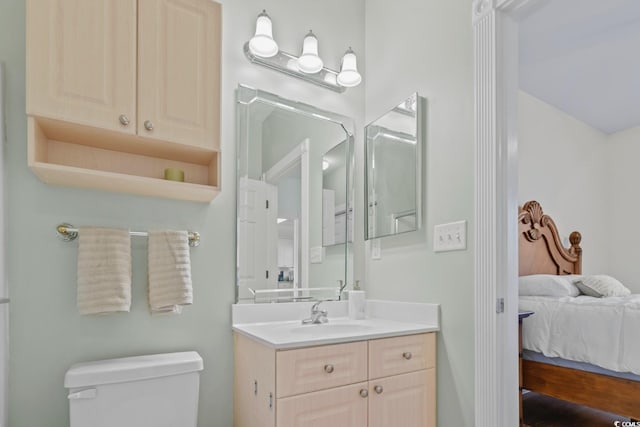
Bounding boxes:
264 140 310 292
472 0 540 425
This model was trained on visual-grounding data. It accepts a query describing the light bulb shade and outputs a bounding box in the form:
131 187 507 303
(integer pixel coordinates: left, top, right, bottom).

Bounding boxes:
297 31 323 74
249 10 278 58
337 48 361 87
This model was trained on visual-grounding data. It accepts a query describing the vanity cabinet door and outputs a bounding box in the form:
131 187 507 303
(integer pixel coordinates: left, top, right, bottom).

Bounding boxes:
137 0 221 150
234 333 276 427
26 0 137 133
277 382 368 427
369 370 436 427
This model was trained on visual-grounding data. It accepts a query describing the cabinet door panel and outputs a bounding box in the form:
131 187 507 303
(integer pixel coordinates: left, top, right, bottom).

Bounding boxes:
137 0 221 150
369 369 436 427
26 0 136 133
277 382 368 427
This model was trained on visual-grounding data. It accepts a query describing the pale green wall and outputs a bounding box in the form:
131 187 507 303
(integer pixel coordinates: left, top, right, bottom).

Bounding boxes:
1 0 365 426
365 0 475 425
2 0 475 424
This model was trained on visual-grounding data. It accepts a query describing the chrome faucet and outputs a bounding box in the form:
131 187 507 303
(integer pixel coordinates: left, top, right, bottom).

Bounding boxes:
302 301 328 324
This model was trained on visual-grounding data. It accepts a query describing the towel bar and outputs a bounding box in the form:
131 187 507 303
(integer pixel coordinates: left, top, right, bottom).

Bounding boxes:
56 223 201 247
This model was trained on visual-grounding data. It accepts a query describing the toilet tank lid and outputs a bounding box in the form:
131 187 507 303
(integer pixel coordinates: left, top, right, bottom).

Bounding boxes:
64 351 203 388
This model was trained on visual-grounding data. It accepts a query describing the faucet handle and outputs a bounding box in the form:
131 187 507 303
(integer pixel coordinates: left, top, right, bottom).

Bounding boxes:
311 300 323 312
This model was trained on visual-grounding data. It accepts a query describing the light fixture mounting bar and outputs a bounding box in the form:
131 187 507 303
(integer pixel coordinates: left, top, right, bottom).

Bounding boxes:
243 42 346 93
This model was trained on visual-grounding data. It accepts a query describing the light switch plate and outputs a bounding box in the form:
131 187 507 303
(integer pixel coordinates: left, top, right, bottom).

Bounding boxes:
433 220 467 252
310 246 324 263
371 240 381 260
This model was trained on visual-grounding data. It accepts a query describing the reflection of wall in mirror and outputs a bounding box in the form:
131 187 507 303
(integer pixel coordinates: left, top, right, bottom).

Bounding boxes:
371 134 416 237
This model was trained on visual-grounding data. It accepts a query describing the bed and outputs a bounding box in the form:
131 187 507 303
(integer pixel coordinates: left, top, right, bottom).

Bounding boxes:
518 200 640 420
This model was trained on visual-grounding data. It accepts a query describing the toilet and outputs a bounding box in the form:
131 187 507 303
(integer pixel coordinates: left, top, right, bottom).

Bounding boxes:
64 351 203 427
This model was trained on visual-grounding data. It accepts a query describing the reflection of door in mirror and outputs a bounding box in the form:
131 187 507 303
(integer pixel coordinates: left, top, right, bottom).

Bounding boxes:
237 177 278 300
236 85 354 303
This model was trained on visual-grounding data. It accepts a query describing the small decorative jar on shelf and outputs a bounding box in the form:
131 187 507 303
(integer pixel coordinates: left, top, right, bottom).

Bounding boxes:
164 168 185 182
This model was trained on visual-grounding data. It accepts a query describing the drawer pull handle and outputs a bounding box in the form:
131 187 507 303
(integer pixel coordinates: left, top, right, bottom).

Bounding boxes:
118 114 130 126
324 364 334 373
374 385 383 394
359 388 368 398
403 351 412 360
144 120 154 131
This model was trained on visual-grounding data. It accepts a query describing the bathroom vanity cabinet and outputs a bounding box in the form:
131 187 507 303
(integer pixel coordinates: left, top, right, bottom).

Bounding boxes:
234 332 436 427
26 0 221 202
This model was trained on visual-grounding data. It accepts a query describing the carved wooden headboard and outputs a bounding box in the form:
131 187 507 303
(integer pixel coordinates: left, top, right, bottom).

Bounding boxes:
518 200 582 276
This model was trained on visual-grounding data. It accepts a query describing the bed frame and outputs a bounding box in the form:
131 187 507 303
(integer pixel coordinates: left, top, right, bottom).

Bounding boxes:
519 200 640 419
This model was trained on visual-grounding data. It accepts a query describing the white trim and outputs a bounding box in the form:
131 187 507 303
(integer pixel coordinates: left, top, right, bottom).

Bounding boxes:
473 0 537 426
263 140 310 293
0 60 7 427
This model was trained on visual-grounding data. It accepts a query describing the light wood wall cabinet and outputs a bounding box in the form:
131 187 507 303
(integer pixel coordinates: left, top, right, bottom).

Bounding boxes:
234 332 436 427
26 0 221 202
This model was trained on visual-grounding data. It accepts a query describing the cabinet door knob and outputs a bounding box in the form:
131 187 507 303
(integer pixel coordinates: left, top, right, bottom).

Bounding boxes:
359 388 368 398
144 120 154 131
374 385 383 394
324 364 334 373
403 351 412 360
119 114 130 126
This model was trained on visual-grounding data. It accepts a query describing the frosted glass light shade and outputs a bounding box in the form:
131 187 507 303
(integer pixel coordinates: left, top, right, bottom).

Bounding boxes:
297 31 323 74
337 47 361 87
249 10 278 58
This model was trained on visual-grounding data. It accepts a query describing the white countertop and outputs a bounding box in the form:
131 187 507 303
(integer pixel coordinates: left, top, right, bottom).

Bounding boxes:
232 299 440 349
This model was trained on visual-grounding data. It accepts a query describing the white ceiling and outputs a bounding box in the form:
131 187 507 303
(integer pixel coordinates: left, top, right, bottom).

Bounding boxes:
519 0 640 134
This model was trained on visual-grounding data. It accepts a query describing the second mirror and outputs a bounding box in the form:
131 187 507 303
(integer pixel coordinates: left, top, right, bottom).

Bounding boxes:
365 93 424 240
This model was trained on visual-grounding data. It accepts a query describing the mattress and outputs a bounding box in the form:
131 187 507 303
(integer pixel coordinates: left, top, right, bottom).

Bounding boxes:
522 350 640 382
519 294 640 375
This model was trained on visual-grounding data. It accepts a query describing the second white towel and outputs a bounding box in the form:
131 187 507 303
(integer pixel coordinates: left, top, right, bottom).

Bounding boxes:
148 230 193 314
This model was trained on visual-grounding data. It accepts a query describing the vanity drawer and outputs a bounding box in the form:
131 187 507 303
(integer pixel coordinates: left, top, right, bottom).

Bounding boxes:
276 341 368 398
368 333 435 379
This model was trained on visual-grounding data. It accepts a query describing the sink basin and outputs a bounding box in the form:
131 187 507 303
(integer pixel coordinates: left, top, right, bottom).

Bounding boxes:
289 323 374 335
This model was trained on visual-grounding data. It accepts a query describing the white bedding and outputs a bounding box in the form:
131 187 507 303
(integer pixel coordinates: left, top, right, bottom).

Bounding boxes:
520 294 640 375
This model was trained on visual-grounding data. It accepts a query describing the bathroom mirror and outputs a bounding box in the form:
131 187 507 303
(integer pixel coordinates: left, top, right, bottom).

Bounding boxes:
236 85 354 303
365 93 424 240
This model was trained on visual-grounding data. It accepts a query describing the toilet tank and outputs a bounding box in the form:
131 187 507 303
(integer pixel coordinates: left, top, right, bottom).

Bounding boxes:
64 351 203 427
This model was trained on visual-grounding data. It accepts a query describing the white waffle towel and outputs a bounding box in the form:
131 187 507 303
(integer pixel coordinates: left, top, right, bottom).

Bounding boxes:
148 230 193 314
77 227 132 315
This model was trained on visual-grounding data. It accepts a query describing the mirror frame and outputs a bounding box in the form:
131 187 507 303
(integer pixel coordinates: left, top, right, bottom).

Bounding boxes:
364 92 424 240
235 84 355 303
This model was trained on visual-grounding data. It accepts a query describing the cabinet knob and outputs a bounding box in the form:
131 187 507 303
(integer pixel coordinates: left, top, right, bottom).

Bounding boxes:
403 351 412 360
324 364 334 373
118 114 130 126
374 385 383 394
144 120 154 131
359 388 368 398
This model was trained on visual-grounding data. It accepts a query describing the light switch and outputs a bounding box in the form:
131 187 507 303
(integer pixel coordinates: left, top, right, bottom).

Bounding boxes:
371 240 381 260
433 220 467 252
310 246 324 263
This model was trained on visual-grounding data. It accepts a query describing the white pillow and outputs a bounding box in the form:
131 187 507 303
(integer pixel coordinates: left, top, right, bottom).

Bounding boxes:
574 275 631 298
519 274 581 297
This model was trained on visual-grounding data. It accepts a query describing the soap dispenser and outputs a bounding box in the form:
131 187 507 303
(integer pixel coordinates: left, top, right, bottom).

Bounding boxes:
348 280 366 320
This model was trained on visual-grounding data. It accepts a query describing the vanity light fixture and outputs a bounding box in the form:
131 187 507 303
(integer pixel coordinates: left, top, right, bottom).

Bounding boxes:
248 10 278 58
322 160 330 171
337 47 362 88
297 31 323 73
244 11 361 92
